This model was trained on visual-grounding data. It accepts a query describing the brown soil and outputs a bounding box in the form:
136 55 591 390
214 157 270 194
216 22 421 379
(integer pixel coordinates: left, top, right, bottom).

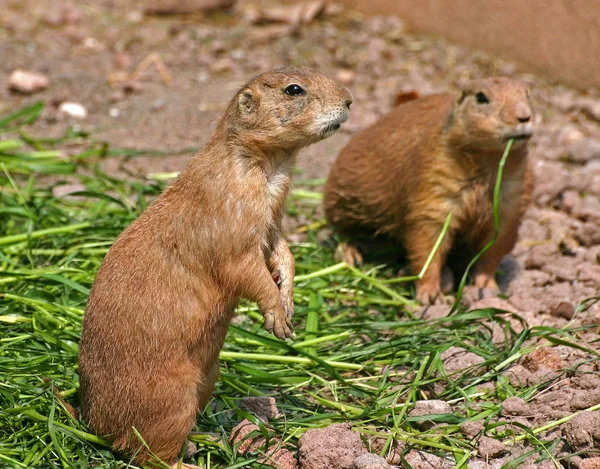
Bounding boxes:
2 1 599 468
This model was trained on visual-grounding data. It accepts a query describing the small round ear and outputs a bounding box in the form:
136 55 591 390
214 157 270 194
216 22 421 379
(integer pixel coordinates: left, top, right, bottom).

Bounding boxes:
456 90 469 105
238 89 258 116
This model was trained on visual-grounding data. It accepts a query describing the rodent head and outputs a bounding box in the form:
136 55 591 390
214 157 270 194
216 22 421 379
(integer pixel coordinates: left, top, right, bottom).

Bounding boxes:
226 67 352 151
448 77 534 151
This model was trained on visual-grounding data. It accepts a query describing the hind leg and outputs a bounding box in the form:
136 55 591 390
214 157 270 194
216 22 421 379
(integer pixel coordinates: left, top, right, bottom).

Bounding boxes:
109 361 201 466
404 221 455 304
167 362 221 469
471 217 520 290
197 360 220 410
335 241 364 266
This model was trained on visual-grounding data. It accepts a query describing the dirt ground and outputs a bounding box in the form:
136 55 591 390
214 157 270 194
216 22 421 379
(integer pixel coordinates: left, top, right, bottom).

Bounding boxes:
2 1 600 468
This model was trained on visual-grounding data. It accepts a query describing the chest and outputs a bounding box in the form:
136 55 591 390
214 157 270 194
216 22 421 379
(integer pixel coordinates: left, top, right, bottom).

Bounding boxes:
238 158 294 233
456 165 525 228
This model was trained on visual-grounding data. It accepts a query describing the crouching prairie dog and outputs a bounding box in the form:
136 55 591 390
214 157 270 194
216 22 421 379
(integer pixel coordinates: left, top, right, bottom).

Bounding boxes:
79 67 352 467
324 77 534 304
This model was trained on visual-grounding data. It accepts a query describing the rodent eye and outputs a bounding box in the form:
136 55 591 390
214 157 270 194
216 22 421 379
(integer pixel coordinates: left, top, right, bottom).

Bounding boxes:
475 92 490 104
284 84 305 97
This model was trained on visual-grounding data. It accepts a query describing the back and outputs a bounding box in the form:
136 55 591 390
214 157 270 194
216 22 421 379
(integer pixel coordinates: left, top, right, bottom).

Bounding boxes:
324 93 455 234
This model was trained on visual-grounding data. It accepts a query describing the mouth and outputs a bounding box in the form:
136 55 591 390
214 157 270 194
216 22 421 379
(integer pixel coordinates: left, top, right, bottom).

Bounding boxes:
504 124 534 142
320 120 342 138
503 131 533 142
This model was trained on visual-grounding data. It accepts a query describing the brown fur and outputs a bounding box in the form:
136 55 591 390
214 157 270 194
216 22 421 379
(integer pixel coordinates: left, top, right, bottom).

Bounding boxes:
324 77 534 304
79 67 352 466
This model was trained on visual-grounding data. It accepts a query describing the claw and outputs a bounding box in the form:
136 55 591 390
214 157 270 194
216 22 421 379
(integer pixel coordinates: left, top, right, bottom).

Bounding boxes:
264 313 274 332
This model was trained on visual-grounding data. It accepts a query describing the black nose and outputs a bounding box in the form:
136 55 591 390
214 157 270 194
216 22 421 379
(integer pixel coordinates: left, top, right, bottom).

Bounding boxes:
518 115 531 123
345 97 353 108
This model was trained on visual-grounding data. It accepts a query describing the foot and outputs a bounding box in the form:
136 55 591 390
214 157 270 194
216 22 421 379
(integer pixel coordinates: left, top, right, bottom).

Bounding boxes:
273 271 295 320
440 265 455 294
335 241 363 266
264 308 295 340
415 282 444 305
473 273 499 290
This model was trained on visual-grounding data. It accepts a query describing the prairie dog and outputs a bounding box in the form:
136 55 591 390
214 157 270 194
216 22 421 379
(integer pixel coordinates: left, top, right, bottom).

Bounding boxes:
324 77 533 304
79 67 352 467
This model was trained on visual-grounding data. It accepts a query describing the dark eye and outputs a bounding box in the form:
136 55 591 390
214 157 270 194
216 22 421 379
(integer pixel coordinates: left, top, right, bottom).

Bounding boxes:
284 84 305 96
475 92 489 104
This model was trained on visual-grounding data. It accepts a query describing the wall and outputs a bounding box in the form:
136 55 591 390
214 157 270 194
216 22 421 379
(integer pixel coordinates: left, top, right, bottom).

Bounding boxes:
339 0 600 91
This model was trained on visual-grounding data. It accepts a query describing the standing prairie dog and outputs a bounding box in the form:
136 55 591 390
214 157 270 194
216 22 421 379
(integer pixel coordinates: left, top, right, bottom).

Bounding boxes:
324 77 534 304
79 67 352 467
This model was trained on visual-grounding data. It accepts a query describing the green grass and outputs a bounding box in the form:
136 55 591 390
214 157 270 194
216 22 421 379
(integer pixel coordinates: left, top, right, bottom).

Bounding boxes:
0 104 597 468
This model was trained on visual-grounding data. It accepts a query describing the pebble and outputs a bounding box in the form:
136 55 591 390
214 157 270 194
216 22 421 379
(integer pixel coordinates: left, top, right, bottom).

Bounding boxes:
58 102 88 119
477 436 506 459
353 453 392 469
240 396 280 421
8 70 49 94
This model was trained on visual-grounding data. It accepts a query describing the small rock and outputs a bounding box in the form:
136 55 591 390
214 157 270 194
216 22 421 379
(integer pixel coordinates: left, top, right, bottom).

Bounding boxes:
8 70 49 94
404 450 454 469
108 90 126 103
113 52 132 70
185 440 197 459
578 262 600 284
577 223 600 247
58 102 88 119
367 436 404 465
210 57 234 74
264 447 298 469
570 390 600 410
501 397 530 416
121 81 144 94
542 256 578 282
563 411 600 455
549 301 575 320
150 99 166 111
409 400 453 429
572 373 600 390
440 347 485 376
240 396 280 421
560 190 583 214
522 348 567 373
353 453 392 469
524 244 557 270
230 419 264 453
477 436 506 459
298 423 366 469
580 457 600 469
82 36 103 50
461 420 484 438
336 69 355 85
44 3 80 26
567 138 600 163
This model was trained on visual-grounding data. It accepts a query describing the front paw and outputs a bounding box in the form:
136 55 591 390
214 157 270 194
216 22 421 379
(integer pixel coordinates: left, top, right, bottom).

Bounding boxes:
416 282 444 305
273 271 295 320
335 242 364 266
263 308 295 340
473 273 499 290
